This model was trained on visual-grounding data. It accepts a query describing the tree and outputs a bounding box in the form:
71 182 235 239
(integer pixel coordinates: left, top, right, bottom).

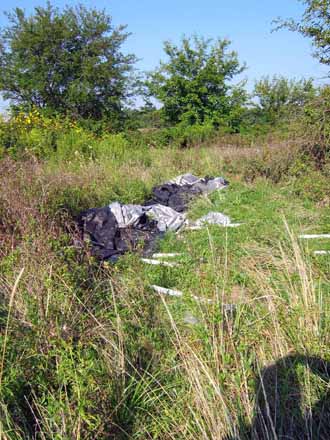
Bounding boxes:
275 1 330 68
253 76 316 124
146 35 247 128
0 3 137 123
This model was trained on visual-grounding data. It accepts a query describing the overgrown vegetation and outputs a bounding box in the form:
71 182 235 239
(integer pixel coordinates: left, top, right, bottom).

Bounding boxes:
1 137 330 438
1 1 330 439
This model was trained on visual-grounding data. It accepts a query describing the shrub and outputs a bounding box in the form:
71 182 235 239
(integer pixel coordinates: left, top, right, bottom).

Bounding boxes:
299 85 330 169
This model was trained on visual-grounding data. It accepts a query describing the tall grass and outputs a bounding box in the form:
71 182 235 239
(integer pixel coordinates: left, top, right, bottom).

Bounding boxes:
1 134 330 438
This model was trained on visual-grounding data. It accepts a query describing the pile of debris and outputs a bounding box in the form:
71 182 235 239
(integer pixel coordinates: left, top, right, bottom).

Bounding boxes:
79 174 232 261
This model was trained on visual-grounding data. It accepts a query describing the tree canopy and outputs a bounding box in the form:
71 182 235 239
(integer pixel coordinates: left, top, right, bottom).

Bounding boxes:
253 76 316 124
275 0 330 68
146 35 246 128
0 3 137 122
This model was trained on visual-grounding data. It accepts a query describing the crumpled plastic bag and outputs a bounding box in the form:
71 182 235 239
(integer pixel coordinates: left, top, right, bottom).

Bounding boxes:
194 212 232 227
109 202 187 232
168 173 228 193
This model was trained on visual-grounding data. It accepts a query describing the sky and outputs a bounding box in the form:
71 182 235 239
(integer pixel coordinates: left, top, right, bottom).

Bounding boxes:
0 0 329 110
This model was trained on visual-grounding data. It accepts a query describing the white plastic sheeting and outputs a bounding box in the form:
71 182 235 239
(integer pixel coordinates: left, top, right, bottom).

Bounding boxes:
109 202 145 228
109 204 241 234
168 173 228 193
108 175 236 234
194 212 232 227
147 204 186 232
109 202 187 232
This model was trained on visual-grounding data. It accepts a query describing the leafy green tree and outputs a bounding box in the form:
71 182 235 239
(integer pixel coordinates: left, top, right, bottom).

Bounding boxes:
275 0 330 68
253 76 316 124
146 35 247 129
124 103 162 130
0 3 137 124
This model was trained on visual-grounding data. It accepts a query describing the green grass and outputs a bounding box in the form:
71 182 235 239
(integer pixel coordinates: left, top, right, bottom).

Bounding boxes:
1 140 330 439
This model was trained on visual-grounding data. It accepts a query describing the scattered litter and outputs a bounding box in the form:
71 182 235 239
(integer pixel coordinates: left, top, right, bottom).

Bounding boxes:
193 212 242 228
183 312 199 325
141 258 179 268
183 223 242 232
299 234 330 239
151 287 223 306
314 250 330 255
192 295 214 304
222 303 237 319
108 202 145 228
109 202 186 232
146 204 186 232
79 174 229 261
145 175 228 212
222 304 237 332
168 173 228 194
152 253 183 258
178 212 242 232
168 174 205 186
78 206 160 260
150 285 215 303
195 212 232 226
150 285 183 297
150 285 239 323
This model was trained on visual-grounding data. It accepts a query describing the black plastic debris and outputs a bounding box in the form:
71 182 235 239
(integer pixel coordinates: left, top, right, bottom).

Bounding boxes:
146 176 228 212
145 183 203 212
78 174 229 261
78 206 160 261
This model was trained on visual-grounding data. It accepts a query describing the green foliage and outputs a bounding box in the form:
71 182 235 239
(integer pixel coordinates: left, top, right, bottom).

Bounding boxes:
146 35 247 129
252 76 316 125
0 3 136 123
301 85 330 147
124 104 163 130
275 0 330 69
0 107 221 158
141 123 217 148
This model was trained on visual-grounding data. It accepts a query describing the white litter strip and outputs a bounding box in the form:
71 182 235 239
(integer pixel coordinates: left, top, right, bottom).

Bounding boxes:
192 295 214 304
151 285 238 315
314 250 330 255
141 258 179 268
152 253 183 258
150 285 215 303
150 285 183 297
299 234 330 239
180 223 242 232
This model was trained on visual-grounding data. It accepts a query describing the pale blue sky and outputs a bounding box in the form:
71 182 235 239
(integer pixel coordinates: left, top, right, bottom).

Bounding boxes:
0 0 329 110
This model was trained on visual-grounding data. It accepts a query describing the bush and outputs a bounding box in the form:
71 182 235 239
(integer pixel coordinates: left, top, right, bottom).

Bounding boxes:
133 123 218 149
299 86 330 169
0 109 82 159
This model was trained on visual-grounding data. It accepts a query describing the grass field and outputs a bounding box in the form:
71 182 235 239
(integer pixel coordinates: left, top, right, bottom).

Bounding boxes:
1 139 330 439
